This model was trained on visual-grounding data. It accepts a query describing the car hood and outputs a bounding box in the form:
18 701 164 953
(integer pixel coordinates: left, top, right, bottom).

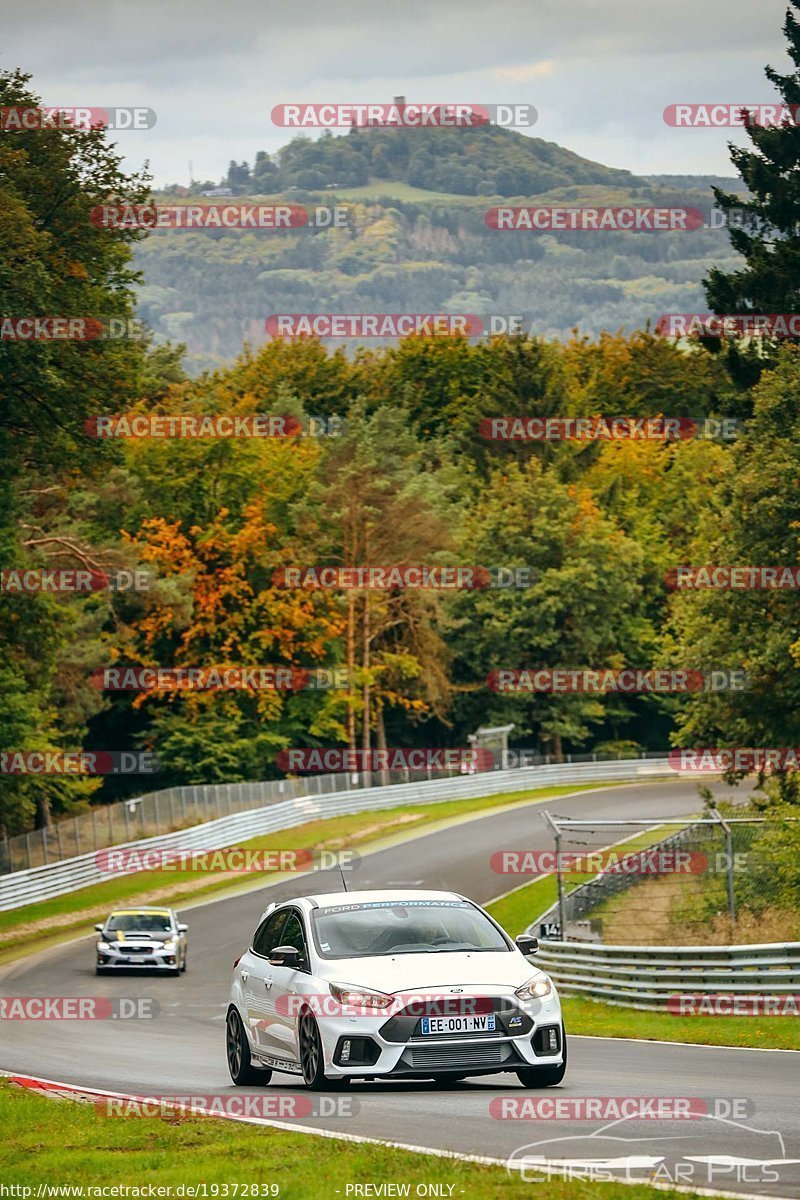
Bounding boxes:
318 950 545 992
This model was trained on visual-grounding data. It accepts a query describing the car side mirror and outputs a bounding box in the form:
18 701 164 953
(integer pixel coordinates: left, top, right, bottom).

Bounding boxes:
177 923 188 933
269 945 303 968
94 924 104 933
516 935 539 956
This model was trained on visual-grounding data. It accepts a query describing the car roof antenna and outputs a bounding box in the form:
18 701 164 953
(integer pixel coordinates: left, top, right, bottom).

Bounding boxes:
337 860 349 893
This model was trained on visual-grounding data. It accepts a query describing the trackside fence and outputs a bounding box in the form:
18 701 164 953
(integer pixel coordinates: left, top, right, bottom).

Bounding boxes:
533 939 800 1010
0 755 673 911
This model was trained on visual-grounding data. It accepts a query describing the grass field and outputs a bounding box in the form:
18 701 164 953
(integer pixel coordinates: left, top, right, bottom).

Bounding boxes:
0 1078 701 1198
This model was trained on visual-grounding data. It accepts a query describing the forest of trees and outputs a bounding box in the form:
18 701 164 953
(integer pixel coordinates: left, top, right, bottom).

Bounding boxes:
4 0 800 839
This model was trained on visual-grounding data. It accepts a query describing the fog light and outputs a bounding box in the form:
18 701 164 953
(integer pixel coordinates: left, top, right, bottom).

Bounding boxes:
340 1040 351 1062
166 956 176 965
546 1028 558 1050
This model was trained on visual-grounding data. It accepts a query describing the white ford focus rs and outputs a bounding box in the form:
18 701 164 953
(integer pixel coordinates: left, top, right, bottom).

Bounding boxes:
226 889 566 1089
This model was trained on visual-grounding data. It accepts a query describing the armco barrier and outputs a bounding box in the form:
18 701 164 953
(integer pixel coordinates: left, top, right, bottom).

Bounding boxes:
534 939 800 1010
0 757 671 912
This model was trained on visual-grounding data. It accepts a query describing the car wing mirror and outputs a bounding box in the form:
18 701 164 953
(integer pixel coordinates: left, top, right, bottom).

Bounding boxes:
269 945 303 968
515 935 539 956
177 923 188 933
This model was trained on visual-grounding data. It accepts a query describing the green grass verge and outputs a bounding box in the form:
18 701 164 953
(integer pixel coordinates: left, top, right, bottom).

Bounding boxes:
560 995 800 1052
0 783 617 963
486 824 800 1052
0 1079 700 1198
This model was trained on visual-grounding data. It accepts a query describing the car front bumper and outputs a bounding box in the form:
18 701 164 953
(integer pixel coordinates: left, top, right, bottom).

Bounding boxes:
96 944 180 970
314 991 564 1079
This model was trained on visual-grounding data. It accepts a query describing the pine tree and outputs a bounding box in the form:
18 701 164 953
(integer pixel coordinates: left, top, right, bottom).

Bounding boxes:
704 2 800 315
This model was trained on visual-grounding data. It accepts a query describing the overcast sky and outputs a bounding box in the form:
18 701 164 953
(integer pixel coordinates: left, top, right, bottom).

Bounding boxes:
3 0 794 186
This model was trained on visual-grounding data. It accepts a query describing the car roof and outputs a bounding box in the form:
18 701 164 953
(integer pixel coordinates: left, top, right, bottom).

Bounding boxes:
107 908 174 917
304 888 463 909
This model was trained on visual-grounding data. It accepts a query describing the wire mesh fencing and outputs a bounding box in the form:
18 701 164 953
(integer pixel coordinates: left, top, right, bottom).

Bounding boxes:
535 813 800 946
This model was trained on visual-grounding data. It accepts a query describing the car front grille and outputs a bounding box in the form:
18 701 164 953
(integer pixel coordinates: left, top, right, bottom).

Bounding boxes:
402 1041 512 1071
119 946 152 953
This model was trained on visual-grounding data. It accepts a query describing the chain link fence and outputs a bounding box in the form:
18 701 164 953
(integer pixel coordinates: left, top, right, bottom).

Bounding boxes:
0 748 668 876
536 813 800 947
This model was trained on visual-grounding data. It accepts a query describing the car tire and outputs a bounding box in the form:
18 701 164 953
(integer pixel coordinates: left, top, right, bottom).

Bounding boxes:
180 950 187 973
516 1026 567 1088
298 1010 329 1090
226 1006 272 1086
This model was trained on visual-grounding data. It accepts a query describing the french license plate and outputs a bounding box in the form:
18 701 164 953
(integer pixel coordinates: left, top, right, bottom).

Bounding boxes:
420 1014 496 1035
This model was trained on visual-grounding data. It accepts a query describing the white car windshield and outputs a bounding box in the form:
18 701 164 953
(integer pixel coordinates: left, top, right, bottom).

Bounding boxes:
105 914 173 934
312 900 510 959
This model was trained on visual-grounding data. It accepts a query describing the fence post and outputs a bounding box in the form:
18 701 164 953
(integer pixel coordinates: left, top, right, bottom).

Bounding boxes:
25 831 32 870
55 821 63 861
542 810 567 941
715 811 737 928
74 816 80 857
92 806 98 851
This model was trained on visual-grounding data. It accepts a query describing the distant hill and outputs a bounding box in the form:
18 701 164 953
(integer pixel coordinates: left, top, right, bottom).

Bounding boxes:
644 174 749 195
140 132 745 371
175 124 642 199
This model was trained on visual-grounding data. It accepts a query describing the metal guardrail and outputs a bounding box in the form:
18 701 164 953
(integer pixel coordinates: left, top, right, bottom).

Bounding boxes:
0 749 672 875
0 756 672 912
534 939 800 1009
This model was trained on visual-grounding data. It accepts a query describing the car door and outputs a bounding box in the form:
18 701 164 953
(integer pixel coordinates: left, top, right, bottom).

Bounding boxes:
266 908 311 1064
243 908 289 1057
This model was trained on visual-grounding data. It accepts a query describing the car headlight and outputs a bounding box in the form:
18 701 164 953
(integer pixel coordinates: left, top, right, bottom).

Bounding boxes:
162 939 175 950
328 982 393 1010
515 976 552 1000
97 941 110 952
